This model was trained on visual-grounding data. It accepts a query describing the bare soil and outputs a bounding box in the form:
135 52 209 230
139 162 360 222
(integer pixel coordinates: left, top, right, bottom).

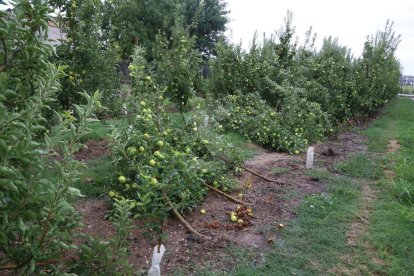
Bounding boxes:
73 130 368 275
74 139 110 161
387 139 400 153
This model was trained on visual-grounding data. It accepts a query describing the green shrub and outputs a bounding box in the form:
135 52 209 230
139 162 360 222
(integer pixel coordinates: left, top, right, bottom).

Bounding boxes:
214 93 331 153
0 2 133 273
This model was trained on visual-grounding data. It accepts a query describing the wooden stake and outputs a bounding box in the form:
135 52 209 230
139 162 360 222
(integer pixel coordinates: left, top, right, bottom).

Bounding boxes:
346 117 354 127
164 193 210 239
334 118 346 132
203 183 251 205
352 112 360 125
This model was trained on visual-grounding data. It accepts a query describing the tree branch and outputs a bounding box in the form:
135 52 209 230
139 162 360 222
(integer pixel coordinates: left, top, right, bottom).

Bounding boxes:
0 38 7 73
0 257 74 271
218 156 287 185
163 193 210 239
203 183 251 205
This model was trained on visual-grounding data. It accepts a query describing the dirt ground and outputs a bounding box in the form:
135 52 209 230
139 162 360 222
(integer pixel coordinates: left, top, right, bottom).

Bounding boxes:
73 129 368 275
74 139 110 161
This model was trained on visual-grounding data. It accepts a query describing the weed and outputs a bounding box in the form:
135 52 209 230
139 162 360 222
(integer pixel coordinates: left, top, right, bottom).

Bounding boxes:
271 167 289 175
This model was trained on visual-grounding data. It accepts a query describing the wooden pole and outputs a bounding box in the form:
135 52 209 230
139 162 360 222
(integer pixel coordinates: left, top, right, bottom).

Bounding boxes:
334 118 346 132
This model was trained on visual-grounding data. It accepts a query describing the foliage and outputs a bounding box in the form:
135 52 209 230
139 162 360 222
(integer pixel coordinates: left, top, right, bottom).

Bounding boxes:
354 20 401 115
152 16 202 112
51 0 120 114
103 0 228 60
208 15 401 152
103 0 176 60
0 2 133 274
208 41 245 98
214 93 330 153
183 0 229 58
69 199 135 275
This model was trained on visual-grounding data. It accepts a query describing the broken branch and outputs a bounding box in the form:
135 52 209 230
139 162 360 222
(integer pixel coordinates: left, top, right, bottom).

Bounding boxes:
352 112 360 125
164 193 210 239
0 257 74 271
346 117 354 127
203 183 251 205
334 118 346 132
219 156 287 185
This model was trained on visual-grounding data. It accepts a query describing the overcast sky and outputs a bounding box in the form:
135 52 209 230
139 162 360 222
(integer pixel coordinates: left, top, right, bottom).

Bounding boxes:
225 0 414 76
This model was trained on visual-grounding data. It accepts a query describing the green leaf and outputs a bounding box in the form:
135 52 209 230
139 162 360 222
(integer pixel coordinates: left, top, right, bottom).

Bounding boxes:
68 187 85 197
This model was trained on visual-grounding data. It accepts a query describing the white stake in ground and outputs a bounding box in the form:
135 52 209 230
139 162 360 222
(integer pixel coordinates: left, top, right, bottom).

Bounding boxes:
204 115 209 127
306 146 314 169
148 244 166 276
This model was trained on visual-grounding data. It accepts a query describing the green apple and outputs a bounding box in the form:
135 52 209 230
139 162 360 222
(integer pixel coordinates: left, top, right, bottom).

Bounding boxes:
127 146 137 155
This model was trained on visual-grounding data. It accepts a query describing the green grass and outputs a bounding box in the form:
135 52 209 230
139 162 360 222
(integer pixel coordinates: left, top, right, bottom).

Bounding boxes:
81 119 128 142
363 98 414 274
223 132 258 159
335 154 382 180
271 167 289 175
74 155 114 197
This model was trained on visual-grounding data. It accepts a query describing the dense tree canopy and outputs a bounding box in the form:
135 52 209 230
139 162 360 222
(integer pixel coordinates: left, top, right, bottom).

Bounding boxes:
103 0 228 59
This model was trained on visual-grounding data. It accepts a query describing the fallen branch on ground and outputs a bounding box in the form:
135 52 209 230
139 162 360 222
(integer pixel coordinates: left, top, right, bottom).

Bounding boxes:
164 193 210 239
218 156 287 185
352 112 360 125
203 183 251 205
335 118 346 132
0 257 74 271
346 117 354 127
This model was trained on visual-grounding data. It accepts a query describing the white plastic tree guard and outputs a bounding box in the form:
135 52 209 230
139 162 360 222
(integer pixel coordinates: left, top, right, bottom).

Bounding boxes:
148 244 166 276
